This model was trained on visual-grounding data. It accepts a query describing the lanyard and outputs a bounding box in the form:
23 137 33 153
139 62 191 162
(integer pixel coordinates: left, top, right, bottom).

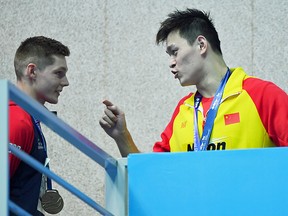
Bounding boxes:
32 117 52 190
193 68 231 151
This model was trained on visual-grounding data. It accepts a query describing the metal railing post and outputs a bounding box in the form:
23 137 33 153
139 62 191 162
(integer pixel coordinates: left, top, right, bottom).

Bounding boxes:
0 80 9 216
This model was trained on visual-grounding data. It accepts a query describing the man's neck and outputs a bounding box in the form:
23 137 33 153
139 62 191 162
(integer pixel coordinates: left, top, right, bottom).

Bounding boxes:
17 80 45 105
196 64 228 98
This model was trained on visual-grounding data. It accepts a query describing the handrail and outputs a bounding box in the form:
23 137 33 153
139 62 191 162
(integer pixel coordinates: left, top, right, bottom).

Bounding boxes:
8 201 31 216
2 80 117 215
8 81 117 171
9 145 114 216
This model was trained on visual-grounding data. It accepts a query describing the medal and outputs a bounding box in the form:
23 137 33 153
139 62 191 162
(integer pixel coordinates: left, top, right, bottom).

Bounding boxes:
41 189 64 214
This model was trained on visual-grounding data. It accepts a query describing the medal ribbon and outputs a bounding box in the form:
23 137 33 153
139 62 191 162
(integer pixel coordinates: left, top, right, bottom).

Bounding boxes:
33 116 64 214
33 117 52 190
193 68 231 151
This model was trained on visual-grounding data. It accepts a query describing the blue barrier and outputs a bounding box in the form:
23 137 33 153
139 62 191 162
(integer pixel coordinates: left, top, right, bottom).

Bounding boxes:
128 148 288 216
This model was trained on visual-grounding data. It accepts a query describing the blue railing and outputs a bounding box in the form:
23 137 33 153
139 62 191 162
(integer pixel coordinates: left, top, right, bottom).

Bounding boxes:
1 80 117 215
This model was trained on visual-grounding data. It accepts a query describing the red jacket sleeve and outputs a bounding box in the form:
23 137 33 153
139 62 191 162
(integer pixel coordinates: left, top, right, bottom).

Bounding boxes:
243 78 288 146
153 123 172 152
9 102 34 178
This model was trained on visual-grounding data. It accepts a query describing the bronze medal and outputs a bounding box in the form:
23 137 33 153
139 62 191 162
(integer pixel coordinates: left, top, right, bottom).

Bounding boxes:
41 189 64 214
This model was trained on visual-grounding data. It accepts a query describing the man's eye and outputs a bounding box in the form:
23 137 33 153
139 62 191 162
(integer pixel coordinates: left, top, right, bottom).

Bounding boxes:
166 49 178 56
172 50 178 56
55 71 64 77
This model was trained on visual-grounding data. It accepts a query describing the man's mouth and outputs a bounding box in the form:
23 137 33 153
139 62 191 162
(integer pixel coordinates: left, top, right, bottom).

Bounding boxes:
171 70 178 79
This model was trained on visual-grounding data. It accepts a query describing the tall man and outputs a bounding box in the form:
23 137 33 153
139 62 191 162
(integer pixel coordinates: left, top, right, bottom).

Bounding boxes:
99 8 288 156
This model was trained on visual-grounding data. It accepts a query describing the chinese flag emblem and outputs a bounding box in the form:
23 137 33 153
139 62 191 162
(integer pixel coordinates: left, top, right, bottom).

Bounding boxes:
224 113 240 125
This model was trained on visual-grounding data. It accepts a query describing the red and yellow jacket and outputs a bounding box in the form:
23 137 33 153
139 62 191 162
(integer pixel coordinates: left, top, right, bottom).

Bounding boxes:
153 67 288 152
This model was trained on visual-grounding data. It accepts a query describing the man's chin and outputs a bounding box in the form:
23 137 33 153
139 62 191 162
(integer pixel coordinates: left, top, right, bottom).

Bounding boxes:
179 80 189 87
46 98 59 104
180 83 193 87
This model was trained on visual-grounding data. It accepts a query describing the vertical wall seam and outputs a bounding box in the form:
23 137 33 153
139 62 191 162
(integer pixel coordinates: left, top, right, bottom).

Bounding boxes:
251 0 255 75
103 0 109 87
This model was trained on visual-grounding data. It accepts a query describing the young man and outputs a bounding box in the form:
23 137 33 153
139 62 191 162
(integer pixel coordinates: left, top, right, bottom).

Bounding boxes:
99 8 288 157
9 36 70 215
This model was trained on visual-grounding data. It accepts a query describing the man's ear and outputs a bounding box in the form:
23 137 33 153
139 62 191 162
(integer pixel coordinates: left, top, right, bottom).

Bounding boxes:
26 63 37 80
196 35 207 53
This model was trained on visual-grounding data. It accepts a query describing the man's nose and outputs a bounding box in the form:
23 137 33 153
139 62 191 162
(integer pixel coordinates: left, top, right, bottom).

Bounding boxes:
169 58 176 68
61 76 69 87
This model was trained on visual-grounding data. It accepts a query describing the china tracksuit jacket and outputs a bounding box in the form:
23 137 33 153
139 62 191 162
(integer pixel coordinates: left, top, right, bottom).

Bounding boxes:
153 67 288 152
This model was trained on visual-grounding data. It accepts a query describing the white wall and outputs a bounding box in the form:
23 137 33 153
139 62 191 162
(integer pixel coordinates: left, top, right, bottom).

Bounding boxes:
1 0 287 215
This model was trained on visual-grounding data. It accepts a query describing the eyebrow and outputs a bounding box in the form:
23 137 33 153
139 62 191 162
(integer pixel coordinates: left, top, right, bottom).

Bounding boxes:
53 67 68 73
54 66 68 72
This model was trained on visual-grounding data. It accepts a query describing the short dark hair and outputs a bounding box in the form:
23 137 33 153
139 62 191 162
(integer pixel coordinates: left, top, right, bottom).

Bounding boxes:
14 36 70 79
156 8 222 55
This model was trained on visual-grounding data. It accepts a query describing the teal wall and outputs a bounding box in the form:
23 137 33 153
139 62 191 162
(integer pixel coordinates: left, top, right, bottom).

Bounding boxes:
128 148 288 216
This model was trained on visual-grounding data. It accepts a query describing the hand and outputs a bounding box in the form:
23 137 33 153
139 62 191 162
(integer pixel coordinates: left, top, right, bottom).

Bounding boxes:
99 100 140 156
99 100 127 140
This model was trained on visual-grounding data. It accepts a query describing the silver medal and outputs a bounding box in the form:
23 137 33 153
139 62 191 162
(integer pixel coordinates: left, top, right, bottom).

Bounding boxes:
41 189 64 214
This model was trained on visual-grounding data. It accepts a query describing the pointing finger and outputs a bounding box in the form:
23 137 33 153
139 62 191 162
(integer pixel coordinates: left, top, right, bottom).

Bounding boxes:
103 100 113 107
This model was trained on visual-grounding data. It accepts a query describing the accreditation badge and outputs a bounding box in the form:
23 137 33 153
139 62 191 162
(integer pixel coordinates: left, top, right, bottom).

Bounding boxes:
41 189 64 214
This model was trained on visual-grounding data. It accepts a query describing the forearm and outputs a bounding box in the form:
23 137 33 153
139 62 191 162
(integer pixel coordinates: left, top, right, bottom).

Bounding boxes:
115 130 140 157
